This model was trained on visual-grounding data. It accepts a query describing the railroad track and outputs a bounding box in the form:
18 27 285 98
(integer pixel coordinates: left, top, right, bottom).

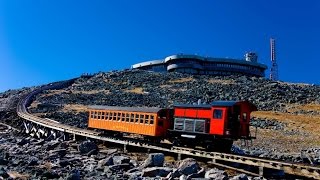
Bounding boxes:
16 78 320 179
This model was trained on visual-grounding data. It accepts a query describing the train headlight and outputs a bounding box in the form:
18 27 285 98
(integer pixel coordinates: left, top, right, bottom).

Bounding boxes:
225 130 230 135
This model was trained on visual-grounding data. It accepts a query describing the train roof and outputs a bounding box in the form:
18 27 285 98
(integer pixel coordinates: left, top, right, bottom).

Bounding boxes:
88 105 163 113
174 101 252 108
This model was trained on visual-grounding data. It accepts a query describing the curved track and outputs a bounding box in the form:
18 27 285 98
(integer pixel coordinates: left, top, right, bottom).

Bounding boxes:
16 78 320 179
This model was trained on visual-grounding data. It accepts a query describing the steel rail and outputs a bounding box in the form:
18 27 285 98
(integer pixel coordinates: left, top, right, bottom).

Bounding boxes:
16 79 320 179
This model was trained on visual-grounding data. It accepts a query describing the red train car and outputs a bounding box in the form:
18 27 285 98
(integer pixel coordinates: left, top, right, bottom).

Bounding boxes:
167 101 257 151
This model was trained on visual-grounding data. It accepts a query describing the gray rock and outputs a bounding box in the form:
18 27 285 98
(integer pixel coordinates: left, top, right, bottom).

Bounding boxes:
141 167 172 177
0 158 9 165
45 140 61 151
113 155 130 165
0 167 9 178
140 153 164 168
97 156 114 169
28 156 39 166
17 138 29 146
49 149 67 158
177 158 200 175
130 159 139 167
78 141 98 154
205 168 228 180
230 173 248 180
186 167 205 179
109 163 131 172
67 169 80 180
42 170 60 179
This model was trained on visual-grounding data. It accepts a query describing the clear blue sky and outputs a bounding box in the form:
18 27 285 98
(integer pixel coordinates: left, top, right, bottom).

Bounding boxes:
1 1 319 92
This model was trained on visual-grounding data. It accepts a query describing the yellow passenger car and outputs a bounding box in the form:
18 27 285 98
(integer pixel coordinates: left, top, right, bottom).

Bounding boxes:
88 106 172 137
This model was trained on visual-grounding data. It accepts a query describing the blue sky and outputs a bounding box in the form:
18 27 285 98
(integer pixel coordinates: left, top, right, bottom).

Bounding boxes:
0 1 319 92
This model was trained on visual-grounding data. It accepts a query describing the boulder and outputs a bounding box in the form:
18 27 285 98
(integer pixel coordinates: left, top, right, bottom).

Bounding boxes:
113 155 130 165
97 156 114 169
205 168 228 180
187 167 205 179
140 153 164 168
141 167 172 177
66 169 80 180
0 167 9 178
177 158 200 175
78 141 98 154
230 173 249 180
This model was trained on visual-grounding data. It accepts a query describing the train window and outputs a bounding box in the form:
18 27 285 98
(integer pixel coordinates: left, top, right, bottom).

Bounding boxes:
213 109 223 119
140 115 144 124
90 111 94 118
243 113 247 122
126 113 130 122
113 112 117 121
150 115 154 125
93 111 97 119
145 115 149 124
101 112 105 120
105 112 109 120
130 113 135 123
108 112 112 120
98 112 101 119
195 119 205 133
121 113 125 121
117 113 121 121
135 114 139 123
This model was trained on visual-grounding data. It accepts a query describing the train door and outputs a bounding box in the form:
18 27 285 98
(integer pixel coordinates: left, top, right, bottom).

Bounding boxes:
232 105 241 136
239 104 250 137
156 110 169 136
209 108 226 135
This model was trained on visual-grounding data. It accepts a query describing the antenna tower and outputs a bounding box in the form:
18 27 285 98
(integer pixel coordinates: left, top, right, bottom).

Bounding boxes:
269 38 278 80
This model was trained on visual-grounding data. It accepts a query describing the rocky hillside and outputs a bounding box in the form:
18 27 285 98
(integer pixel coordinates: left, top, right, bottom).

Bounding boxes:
1 69 320 165
31 70 320 111
25 70 320 156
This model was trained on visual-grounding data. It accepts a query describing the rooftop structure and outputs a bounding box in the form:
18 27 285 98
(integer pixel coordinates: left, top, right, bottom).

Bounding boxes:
270 38 278 80
132 53 268 77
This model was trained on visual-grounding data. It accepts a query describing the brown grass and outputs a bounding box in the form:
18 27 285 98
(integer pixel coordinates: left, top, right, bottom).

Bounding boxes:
40 89 110 97
252 111 320 135
7 171 30 180
62 104 88 113
286 103 320 113
206 78 235 84
251 105 320 151
124 87 144 94
74 90 110 95
169 77 194 83
37 161 53 170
